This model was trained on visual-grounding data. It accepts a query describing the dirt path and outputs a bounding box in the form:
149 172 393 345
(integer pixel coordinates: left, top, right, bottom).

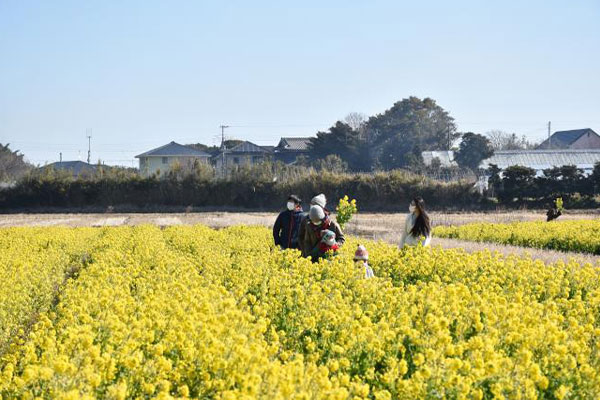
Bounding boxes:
432 237 600 266
1 211 598 265
0 210 596 228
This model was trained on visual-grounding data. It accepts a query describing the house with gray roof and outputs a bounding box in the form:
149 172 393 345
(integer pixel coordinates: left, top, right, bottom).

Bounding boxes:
135 141 211 177
214 140 273 171
40 161 97 176
537 128 600 150
274 137 312 164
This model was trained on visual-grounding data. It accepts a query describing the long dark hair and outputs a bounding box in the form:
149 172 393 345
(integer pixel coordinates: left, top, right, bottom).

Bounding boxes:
410 196 431 238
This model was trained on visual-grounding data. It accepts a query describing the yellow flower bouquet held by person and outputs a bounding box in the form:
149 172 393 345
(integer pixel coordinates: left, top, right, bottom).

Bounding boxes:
336 195 358 230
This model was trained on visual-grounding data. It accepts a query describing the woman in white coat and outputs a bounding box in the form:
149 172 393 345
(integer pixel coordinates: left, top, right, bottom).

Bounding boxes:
399 196 432 247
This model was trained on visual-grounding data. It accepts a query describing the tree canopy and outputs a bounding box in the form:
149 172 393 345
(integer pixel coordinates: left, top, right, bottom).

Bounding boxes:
455 132 494 171
366 97 458 169
307 96 458 171
307 121 368 171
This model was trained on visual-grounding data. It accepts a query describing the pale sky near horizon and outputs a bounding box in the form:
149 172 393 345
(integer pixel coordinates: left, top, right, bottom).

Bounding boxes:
1 0 599 167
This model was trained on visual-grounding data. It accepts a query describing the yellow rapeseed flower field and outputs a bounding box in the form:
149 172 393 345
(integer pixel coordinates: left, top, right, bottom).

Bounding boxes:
434 220 600 254
1 225 600 399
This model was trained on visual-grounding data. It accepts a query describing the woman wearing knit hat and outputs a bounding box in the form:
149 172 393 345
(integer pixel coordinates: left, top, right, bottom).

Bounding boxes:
310 194 327 211
300 203 345 260
354 245 374 279
298 193 331 254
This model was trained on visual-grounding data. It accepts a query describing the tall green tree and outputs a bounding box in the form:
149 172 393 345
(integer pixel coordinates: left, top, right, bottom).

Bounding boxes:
455 132 494 171
591 162 600 195
307 122 368 171
498 165 537 203
366 97 458 169
486 163 502 196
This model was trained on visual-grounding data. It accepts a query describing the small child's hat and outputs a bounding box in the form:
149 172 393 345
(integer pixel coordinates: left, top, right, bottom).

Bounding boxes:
354 245 368 261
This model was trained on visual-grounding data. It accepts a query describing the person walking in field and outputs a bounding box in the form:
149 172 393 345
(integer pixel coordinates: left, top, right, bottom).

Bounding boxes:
354 245 374 278
399 196 432 247
298 193 328 253
301 204 345 260
273 195 305 250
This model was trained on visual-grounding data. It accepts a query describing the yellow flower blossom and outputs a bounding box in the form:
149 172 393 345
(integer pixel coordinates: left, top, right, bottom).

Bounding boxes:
0 225 599 398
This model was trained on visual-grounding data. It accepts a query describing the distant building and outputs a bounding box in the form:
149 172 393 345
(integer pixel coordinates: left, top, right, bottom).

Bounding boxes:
214 141 272 171
421 151 457 168
135 141 211 177
41 161 97 176
480 149 600 176
274 137 312 164
537 128 600 150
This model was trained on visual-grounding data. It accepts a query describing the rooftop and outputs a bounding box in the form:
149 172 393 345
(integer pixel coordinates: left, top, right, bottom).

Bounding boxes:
227 141 273 154
276 137 312 151
135 141 211 158
537 128 598 149
480 149 600 171
41 161 97 174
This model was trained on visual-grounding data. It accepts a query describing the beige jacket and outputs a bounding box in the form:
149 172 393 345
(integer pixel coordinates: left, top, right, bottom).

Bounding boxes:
399 213 431 247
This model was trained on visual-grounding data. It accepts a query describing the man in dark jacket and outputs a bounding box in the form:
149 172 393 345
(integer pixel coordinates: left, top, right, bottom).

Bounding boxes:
273 195 305 249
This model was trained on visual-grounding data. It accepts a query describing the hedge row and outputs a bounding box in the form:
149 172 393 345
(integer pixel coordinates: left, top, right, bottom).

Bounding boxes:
0 171 484 211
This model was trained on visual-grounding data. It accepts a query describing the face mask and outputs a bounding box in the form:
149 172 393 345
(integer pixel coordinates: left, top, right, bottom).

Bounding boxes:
409 205 416 213
287 201 295 211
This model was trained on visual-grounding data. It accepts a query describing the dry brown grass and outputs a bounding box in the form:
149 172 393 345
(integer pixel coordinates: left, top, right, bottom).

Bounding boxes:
1 211 598 265
0 210 596 229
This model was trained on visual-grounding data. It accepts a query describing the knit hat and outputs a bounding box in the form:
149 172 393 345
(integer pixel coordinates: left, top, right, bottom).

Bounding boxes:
311 194 327 209
321 230 336 246
354 245 369 261
309 205 325 223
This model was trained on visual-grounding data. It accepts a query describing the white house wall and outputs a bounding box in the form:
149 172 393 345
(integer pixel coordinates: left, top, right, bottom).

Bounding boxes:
571 133 600 149
214 154 268 170
139 156 210 177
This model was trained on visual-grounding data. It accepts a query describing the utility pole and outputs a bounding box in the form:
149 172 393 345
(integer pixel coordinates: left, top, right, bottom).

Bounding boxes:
86 128 92 164
547 121 551 149
219 125 229 177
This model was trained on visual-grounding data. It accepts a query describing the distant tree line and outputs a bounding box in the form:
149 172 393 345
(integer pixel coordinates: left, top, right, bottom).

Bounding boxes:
1 146 599 211
0 162 484 211
487 162 600 208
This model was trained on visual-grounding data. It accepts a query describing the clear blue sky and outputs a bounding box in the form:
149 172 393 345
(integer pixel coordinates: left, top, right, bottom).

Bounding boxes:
1 0 599 166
